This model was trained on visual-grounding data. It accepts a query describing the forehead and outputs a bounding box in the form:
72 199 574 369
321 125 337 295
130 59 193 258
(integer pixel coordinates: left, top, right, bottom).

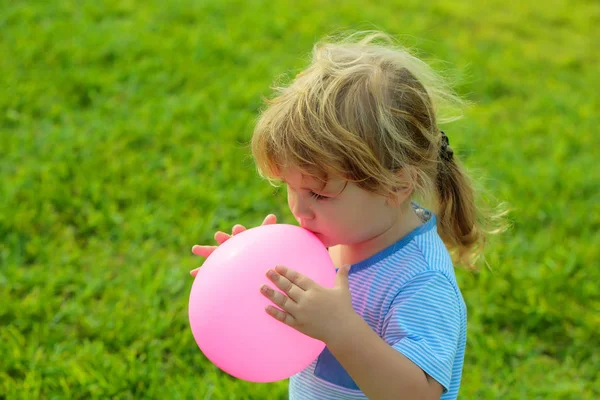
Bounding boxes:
281 168 317 184
280 167 345 193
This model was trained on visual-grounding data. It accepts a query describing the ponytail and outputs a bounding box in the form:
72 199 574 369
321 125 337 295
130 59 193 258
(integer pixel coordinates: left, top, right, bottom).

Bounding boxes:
435 153 483 268
433 130 508 268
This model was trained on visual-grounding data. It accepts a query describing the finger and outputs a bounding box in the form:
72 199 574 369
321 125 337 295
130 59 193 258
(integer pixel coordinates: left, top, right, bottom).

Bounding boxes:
274 265 315 291
335 264 351 288
191 245 217 257
232 224 246 236
190 268 200 277
265 305 296 327
266 269 303 302
262 214 277 225
260 285 297 313
214 231 231 245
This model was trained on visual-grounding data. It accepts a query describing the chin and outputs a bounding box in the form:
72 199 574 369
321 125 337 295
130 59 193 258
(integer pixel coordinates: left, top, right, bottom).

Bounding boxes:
321 236 340 248
307 231 343 248
312 232 330 247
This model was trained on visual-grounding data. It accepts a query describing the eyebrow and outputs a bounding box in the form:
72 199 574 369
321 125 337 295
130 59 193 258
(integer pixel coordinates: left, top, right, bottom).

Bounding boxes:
281 177 346 196
281 178 328 192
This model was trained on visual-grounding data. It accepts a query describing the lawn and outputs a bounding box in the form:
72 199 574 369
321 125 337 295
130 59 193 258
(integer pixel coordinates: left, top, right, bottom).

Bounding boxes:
1 0 598 398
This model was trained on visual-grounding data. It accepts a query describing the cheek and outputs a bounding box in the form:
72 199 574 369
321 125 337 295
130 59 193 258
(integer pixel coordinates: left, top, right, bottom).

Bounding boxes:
317 207 356 238
320 200 383 243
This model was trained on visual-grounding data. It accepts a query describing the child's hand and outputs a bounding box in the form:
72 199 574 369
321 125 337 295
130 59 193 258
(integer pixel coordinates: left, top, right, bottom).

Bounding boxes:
260 264 359 344
189 214 277 277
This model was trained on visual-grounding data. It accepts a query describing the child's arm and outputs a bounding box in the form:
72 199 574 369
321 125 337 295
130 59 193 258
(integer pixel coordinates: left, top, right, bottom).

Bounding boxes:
327 271 461 399
262 266 458 400
327 315 444 400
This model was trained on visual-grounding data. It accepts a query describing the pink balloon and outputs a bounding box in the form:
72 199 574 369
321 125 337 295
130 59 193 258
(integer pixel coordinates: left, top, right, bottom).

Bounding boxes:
189 224 337 382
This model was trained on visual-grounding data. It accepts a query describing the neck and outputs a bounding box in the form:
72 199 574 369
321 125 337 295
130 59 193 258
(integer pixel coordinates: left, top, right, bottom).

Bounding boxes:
334 201 423 267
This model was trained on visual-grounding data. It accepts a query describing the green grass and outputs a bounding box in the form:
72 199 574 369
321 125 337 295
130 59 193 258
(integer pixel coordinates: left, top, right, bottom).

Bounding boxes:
1 0 599 398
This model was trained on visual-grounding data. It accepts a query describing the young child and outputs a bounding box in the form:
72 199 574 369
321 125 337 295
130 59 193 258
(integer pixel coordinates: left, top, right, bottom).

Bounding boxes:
191 31 499 400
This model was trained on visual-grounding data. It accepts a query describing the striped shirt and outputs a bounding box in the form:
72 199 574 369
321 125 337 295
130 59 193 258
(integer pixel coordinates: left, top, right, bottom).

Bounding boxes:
289 204 467 399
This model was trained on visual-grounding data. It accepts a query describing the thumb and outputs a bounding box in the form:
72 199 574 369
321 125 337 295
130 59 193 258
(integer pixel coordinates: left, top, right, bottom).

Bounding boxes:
335 264 351 287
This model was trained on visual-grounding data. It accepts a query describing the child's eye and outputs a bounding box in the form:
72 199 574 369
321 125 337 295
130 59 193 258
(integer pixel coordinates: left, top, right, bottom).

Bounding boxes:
310 191 329 201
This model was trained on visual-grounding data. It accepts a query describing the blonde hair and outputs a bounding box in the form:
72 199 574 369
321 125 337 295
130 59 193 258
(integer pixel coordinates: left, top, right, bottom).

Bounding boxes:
251 31 506 268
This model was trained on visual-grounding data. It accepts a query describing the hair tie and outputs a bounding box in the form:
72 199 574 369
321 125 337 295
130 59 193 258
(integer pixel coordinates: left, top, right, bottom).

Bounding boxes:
440 131 454 162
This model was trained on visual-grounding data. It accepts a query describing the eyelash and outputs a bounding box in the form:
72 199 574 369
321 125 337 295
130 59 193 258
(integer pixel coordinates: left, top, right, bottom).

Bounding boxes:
310 191 329 201
284 183 330 201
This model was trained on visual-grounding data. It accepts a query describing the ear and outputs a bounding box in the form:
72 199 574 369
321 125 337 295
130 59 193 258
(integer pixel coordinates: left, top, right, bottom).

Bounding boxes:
386 167 414 206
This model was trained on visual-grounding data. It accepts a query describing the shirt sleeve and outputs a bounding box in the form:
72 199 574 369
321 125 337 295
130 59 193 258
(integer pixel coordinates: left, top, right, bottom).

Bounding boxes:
382 271 462 393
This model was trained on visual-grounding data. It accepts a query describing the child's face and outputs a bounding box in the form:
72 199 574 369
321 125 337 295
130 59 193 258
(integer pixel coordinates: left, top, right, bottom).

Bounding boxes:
281 168 400 247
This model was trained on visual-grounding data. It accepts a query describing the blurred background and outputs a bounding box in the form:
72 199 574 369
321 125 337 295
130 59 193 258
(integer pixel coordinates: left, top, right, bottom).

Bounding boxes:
1 0 598 398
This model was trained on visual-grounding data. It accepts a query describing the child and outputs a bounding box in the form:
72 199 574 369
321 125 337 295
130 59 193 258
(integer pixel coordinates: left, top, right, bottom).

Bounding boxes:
191 31 500 400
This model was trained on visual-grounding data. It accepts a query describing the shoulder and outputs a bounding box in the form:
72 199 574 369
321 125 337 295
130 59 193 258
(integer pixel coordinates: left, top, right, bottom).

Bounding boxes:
394 270 462 303
381 233 456 289
385 239 464 313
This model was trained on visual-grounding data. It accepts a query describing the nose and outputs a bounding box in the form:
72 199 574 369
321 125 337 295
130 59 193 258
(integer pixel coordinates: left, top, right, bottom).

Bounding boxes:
291 198 315 226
